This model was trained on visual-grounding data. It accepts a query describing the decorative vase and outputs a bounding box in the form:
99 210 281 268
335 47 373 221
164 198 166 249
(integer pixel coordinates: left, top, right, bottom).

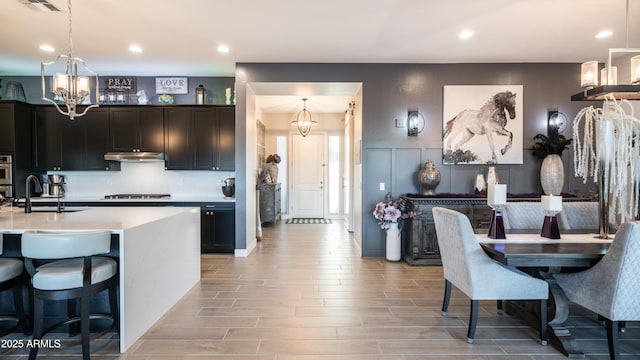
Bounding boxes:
256 190 262 241
540 154 564 195
418 160 441 195
474 174 486 194
486 166 499 185
385 222 401 261
268 162 279 183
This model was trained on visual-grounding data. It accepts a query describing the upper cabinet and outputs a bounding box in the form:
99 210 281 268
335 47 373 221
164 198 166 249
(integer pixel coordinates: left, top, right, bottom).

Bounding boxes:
33 106 117 171
164 106 235 171
109 107 164 152
0 101 34 197
30 104 234 172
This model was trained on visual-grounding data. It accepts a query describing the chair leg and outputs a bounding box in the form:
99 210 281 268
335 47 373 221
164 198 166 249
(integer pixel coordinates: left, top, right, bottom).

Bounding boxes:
539 299 548 345
467 299 478 344
12 281 29 335
81 290 91 360
68 298 79 336
496 300 503 315
29 296 44 360
441 280 452 316
109 285 120 334
606 319 620 360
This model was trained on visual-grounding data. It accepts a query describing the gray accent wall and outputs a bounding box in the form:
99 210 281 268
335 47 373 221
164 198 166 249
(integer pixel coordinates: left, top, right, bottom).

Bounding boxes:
236 62 596 257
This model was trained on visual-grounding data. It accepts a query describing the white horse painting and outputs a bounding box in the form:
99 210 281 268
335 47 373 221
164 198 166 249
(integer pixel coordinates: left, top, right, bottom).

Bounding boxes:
442 86 523 164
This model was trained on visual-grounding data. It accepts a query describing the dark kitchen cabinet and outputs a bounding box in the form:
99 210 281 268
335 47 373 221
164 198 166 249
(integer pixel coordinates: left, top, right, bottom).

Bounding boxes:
0 101 35 197
109 107 164 152
33 106 116 171
201 205 235 253
164 106 235 170
217 106 235 171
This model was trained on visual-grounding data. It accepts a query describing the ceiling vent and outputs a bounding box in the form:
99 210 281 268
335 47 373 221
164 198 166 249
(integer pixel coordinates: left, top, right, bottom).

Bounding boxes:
18 0 60 12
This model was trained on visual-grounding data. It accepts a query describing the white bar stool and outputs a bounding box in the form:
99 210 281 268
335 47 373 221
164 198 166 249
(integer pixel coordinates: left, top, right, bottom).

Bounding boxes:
21 230 118 360
0 235 29 336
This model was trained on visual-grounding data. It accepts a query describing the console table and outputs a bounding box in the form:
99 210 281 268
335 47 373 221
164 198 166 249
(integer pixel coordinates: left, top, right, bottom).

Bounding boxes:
403 196 492 265
260 183 281 224
402 194 593 266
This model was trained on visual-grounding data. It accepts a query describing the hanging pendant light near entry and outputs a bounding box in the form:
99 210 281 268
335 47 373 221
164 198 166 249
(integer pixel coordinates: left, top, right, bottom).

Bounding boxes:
41 0 99 120
292 98 317 137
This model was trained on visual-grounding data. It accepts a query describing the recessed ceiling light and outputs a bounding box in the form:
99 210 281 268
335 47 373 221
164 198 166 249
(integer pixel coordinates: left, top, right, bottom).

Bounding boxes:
596 30 613 39
458 30 474 39
217 45 230 53
129 44 143 53
39 44 55 52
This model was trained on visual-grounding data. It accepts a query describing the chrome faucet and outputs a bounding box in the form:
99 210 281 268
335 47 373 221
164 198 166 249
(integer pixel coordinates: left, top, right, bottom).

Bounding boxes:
25 175 42 214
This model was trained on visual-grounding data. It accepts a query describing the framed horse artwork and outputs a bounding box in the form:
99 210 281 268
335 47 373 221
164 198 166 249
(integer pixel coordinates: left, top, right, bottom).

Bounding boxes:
442 85 523 165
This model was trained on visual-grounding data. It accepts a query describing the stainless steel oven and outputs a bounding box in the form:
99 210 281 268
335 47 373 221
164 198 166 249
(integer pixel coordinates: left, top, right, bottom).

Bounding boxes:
0 185 12 198
0 155 13 185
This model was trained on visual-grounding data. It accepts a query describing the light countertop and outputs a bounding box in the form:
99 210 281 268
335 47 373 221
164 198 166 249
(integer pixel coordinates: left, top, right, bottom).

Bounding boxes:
0 206 200 232
20 195 236 203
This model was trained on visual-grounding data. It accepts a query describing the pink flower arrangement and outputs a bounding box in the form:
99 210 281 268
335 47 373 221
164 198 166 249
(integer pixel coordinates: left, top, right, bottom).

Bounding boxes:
372 193 420 229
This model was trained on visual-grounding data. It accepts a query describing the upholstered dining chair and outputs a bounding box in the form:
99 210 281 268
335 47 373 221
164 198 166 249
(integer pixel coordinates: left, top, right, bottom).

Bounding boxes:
553 221 640 360
21 230 118 360
432 207 549 344
0 235 29 336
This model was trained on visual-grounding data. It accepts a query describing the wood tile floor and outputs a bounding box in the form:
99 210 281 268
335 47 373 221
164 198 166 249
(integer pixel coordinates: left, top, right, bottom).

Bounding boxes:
2 220 639 359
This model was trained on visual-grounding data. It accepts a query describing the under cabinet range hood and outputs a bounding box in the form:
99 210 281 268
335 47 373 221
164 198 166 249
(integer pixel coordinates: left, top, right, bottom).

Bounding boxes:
103 152 165 162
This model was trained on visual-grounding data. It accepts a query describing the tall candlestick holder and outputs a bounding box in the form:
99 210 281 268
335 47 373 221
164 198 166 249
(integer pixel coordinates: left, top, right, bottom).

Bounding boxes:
487 205 506 239
541 210 561 239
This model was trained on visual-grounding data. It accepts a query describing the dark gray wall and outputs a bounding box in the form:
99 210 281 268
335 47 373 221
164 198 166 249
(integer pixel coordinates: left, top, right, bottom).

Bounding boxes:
235 62 597 257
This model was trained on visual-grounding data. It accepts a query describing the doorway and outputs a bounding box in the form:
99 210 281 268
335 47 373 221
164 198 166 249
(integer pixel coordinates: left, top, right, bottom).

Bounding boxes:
290 132 326 218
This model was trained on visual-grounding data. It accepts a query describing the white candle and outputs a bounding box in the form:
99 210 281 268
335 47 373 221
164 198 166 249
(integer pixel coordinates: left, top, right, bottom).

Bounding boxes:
541 195 562 212
487 183 507 206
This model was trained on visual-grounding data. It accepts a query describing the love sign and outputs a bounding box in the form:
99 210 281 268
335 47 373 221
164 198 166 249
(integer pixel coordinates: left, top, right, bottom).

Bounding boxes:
155 77 188 94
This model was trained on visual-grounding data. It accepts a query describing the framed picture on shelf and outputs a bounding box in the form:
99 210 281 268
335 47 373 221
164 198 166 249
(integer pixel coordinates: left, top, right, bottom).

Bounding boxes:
442 85 523 165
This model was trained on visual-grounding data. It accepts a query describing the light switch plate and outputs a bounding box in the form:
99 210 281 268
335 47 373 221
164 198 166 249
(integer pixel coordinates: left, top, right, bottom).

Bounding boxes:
395 118 405 128
379 182 385 191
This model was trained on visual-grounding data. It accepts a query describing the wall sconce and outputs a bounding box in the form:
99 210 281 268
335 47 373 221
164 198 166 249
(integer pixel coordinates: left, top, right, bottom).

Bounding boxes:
548 110 567 133
407 110 425 136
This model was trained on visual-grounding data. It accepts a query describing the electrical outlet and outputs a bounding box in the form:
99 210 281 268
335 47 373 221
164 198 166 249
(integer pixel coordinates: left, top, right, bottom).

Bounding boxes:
379 182 385 191
395 118 405 128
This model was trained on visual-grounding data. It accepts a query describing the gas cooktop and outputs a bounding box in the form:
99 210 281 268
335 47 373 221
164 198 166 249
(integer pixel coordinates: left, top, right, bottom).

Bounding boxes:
103 194 171 200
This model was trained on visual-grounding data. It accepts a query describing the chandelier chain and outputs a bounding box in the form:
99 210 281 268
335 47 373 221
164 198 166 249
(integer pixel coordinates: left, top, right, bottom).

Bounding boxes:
67 0 73 57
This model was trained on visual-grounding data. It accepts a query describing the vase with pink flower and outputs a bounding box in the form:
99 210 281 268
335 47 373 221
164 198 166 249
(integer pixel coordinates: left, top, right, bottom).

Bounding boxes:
372 193 420 261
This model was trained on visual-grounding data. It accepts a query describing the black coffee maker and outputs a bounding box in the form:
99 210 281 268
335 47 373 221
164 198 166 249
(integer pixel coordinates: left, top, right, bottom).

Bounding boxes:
222 178 235 199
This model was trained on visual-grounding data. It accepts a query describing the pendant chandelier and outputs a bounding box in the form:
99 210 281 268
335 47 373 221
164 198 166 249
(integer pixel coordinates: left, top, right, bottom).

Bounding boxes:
572 0 640 101
41 0 99 120
291 98 317 137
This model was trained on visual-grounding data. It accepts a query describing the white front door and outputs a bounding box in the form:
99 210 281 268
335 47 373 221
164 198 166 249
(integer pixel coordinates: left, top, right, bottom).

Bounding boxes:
291 133 325 218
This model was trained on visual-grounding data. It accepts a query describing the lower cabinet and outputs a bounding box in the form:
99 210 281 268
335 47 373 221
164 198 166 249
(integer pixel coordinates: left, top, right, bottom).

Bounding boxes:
403 197 493 266
201 205 235 253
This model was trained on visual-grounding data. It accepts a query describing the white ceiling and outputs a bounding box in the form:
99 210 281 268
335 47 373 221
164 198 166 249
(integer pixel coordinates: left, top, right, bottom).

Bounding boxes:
1 0 639 113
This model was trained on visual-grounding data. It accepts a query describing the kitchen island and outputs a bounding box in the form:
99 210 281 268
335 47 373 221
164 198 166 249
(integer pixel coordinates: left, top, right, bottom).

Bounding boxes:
0 206 201 352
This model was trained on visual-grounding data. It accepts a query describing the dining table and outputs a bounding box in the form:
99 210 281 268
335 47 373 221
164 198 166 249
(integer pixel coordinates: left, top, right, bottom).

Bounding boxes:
477 233 612 359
